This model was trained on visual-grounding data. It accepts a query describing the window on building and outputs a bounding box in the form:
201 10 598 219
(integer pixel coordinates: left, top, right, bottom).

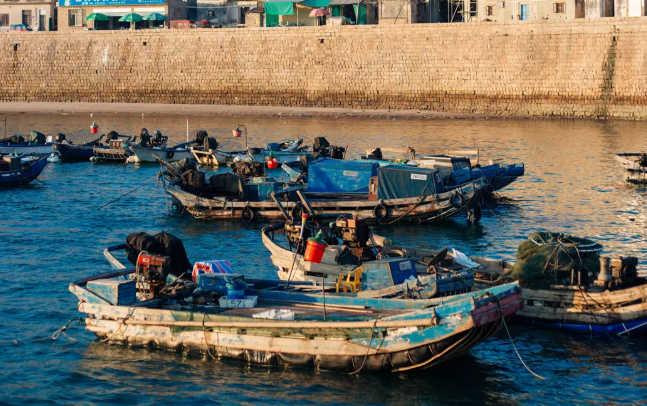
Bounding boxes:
0 14 9 27
553 2 565 12
174 8 181 18
68 9 83 26
486 5 494 15
22 10 31 25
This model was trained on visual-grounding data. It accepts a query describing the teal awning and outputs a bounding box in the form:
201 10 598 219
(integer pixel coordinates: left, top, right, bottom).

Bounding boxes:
302 0 331 7
264 1 296 15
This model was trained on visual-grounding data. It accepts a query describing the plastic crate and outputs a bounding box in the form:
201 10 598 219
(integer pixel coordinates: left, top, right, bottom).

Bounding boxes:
218 295 258 309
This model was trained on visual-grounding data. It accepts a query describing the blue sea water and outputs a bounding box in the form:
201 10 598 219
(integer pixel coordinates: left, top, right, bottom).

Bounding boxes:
1 113 646 405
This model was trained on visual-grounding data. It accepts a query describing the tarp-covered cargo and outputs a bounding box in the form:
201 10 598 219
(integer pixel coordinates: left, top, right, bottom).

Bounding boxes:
376 165 442 200
307 158 378 194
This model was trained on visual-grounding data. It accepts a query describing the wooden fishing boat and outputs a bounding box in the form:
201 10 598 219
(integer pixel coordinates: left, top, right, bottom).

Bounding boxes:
162 158 484 224
262 221 479 292
0 154 48 187
126 142 194 164
615 153 647 184
52 134 108 163
90 136 133 163
69 239 523 372
464 232 647 336
0 131 53 155
192 139 311 168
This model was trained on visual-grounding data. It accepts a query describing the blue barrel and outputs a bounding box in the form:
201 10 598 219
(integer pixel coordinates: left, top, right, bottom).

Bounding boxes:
225 275 246 299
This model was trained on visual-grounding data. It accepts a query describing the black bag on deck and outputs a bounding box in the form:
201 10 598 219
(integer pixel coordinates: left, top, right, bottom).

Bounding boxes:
204 137 218 151
125 232 162 267
11 135 25 144
313 137 330 152
232 161 264 179
366 148 382 160
181 169 206 194
169 158 197 179
153 232 192 277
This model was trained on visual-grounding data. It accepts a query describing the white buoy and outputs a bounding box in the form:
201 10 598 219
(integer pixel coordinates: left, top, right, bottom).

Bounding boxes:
47 153 61 163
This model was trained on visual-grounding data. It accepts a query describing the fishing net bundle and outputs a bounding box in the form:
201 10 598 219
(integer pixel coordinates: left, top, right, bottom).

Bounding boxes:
510 232 602 289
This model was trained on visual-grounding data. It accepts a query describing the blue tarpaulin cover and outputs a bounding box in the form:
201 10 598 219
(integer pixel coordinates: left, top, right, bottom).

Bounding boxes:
376 165 442 200
307 158 378 194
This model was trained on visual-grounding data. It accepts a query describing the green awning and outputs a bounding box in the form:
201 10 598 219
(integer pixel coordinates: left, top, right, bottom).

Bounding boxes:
264 1 295 15
302 0 331 7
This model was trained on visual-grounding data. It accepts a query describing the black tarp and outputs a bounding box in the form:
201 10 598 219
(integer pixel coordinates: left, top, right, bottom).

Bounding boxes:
125 232 161 267
125 232 192 277
208 172 246 199
232 161 264 179
153 232 192 276
181 169 206 194
376 166 441 200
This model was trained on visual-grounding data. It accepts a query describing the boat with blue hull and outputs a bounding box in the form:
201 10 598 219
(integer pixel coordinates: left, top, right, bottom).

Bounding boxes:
0 154 48 187
69 234 524 373
162 158 484 224
0 131 53 155
472 232 647 336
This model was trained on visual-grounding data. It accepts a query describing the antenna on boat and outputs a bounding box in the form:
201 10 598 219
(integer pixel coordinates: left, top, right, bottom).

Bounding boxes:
186 117 189 143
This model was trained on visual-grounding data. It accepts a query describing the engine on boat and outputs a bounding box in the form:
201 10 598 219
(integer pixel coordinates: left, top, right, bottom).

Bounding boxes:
595 256 639 291
136 252 170 300
334 217 370 249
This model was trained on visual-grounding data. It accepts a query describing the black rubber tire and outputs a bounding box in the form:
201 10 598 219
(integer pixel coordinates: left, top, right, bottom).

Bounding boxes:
473 203 482 222
241 206 255 222
450 192 464 209
373 202 387 220
167 150 175 160
291 202 303 220
20 163 30 176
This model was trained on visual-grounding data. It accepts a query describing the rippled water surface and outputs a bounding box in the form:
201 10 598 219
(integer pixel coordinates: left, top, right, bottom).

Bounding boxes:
1 113 646 405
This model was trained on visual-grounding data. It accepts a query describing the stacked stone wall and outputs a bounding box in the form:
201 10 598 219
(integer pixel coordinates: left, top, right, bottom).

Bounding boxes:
1 18 647 119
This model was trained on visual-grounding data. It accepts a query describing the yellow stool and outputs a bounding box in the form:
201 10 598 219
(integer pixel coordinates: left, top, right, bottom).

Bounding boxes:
336 268 363 293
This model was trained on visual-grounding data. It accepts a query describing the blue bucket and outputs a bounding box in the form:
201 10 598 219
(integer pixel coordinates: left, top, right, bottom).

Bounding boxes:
225 275 246 299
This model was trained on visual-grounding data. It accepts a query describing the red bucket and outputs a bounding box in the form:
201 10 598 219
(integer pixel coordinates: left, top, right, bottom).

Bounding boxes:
267 157 278 169
304 240 326 263
90 122 99 134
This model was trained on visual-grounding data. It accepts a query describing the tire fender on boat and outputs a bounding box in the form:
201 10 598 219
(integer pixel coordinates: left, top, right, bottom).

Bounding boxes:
450 191 464 209
167 150 175 160
290 202 303 220
241 206 255 222
373 201 387 220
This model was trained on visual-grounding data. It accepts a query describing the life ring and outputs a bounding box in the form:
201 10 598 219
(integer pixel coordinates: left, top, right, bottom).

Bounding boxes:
167 150 175 160
373 201 387 220
450 191 464 209
291 202 303 220
241 206 255 222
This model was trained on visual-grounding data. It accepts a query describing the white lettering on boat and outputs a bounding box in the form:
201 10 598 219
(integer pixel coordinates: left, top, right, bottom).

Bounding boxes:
343 170 358 177
411 174 427 181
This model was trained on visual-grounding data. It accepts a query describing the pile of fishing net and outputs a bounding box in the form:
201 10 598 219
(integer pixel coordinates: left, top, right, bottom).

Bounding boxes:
509 232 603 289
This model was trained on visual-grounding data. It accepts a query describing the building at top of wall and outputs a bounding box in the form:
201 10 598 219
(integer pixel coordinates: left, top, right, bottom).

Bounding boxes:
0 0 57 31
57 0 196 31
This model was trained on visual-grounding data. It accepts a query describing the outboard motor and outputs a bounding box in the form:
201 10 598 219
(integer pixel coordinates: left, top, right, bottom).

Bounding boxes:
139 128 151 147
204 136 218 151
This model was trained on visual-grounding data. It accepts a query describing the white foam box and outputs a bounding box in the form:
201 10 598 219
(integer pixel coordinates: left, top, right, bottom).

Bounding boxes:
86 279 137 306
218 295 258 309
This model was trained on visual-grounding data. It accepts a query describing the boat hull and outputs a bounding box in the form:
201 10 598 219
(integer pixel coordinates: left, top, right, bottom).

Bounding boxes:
53 143 100 162
0 143 53 155
0 155 48 187
166 181 483 223
128 147 193 163
71 281 523 372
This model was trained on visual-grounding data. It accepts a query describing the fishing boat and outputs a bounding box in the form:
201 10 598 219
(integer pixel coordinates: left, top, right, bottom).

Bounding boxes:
0 131 53 155
162 158 484 224
263 220 482 289
469 232 647 336
126 142 194 164
192 139 311 168
0 153 48 187
360 147 525 194
68 233 523 372
615 153 647 184
51 134 108 163
90 133 134 163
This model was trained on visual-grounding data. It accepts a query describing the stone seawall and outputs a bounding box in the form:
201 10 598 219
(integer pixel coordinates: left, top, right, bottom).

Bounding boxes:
1 19 647 119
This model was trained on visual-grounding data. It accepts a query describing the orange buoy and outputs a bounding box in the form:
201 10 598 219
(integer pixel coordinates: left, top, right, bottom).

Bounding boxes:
90 122 99 134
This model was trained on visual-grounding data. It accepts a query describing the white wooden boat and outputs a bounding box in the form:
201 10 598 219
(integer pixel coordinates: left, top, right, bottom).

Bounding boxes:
127 143 194 164
615 153 647 173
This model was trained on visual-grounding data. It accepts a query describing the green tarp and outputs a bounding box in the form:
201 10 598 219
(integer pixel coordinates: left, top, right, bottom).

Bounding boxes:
331 5 341 16
264 1 295 15
265 14 279 26
353 4 367 24
302 0 331 6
